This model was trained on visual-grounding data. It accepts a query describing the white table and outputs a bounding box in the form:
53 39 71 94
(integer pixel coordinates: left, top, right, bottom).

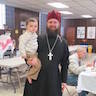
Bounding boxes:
0 56 25 68
0 56 26 93
77 71 96 94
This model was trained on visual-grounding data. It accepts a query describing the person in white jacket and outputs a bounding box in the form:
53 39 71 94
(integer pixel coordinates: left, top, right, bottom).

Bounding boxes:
67 47 93 96
67 47 91 86
19 18 41 84
69 47 86 75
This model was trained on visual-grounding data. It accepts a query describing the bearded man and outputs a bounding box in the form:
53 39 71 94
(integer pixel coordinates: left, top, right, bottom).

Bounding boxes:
23 10 69 96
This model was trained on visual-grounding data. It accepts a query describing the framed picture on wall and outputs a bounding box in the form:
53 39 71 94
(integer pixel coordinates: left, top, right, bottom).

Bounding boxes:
87 27 96 39
20 21 26 29
77 27 85 39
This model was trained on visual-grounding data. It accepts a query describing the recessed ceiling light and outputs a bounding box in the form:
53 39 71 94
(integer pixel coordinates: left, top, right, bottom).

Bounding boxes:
81 15 92 18
47 2 69 8
59 11 72 15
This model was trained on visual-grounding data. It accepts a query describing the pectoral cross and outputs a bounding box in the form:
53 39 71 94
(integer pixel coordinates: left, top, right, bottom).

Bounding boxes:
48 52 53 61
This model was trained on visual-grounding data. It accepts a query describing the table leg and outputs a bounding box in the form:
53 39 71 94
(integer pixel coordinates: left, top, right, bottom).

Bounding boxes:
9 68 16 93
0 67 1 79
16 68 22 92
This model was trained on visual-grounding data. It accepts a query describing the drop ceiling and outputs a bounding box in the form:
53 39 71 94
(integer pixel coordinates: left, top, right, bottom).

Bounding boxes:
2 0 96 19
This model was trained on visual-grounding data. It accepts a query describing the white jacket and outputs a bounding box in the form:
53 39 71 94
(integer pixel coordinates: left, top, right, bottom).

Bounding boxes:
19 32 38 57
68 53 86 75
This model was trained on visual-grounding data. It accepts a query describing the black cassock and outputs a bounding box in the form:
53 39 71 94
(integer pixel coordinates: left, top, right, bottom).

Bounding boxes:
23 34 69 96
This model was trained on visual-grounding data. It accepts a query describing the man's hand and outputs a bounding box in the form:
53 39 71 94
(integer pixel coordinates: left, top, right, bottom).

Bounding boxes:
61 83 67 93
27 57 37 66
86 62 93 67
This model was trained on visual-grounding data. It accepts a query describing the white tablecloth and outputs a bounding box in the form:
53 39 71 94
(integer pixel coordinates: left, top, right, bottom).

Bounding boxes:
77 71 96 94
0 56 26 68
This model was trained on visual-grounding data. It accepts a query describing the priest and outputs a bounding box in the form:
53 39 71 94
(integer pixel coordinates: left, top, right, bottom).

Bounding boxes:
23 10 69 96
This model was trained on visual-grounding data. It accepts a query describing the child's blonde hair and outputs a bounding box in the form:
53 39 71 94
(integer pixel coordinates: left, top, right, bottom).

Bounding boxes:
26 18 38 26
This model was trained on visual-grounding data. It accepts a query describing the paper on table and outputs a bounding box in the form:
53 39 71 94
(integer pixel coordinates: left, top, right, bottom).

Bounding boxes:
81 71 96 77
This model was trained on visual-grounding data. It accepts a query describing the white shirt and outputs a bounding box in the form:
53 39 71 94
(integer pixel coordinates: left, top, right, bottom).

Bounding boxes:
19 31 38 57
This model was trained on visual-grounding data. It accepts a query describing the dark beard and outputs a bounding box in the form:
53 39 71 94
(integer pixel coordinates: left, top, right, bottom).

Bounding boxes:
46 27 60 38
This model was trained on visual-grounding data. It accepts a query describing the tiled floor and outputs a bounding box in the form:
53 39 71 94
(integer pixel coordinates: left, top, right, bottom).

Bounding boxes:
0 85 24 96
0 75 95 96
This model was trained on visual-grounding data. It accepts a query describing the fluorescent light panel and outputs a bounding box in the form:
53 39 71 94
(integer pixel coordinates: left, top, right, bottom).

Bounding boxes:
47 2 69 8
81 15 92 18
60 11 72 15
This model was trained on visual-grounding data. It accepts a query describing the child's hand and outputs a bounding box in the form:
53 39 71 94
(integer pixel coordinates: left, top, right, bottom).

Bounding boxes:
27 77 32 84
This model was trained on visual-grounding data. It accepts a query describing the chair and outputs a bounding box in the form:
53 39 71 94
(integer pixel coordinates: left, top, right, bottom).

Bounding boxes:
62 85 78 96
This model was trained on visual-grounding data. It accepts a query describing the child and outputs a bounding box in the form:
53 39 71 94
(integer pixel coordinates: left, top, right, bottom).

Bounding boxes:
19 18 41 84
